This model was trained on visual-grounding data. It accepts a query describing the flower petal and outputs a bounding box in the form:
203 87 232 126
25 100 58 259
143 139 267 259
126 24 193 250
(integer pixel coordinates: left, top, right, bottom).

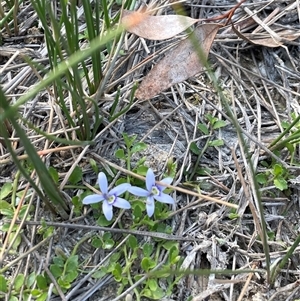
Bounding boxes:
110 183 131 196
155 192 174 204
128 186 149 197
146 196 155 217
157 177 173 191
113 197 131 209
102 200 113 220
82 194 104 204
98 172 108 194
146 168 155 191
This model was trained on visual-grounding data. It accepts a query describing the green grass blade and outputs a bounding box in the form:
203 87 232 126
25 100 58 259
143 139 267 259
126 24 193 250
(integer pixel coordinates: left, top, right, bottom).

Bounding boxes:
0 24 124 122
0 89 69 219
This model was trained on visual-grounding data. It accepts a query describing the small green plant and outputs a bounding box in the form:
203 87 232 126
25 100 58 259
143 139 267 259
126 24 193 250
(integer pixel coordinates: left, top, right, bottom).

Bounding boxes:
256 163 289 191
269 113 300 164
78 133 180 299
189 113 226 179
0 182 34 250
0 272 49 301
50 253 79 293
91 234 182 300
115 133 148 174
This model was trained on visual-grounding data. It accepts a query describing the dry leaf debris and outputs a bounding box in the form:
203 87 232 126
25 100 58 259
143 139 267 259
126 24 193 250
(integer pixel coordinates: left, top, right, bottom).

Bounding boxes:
122 10 200 40
135 24 221 100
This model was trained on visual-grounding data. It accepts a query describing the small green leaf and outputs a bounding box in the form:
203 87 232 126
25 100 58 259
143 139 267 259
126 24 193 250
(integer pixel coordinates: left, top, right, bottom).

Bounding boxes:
189 142 201 155
171 255 181 264
141 257 150 272
267 231 275 240
0 275 8 293
197 123 209 135
208 139 224 147
110 252 121 264
97 215 113 226
131 142 147 154
133 204 142 220
112 263 122 282
57 278 71 289
128 235 138 249
134 275 143 282
64 270 78 283
256 173 267 184
0 200 11 211
261 161 269 168
142 286 164 300
36 292 48 301
92 237 102 248
121 277 129 286
213 120 226 129
0 183 12 199
36 275 48 290
92 270 106 279
143 243 153 257
165 158 177 179
142 288 153 299
89 158 98 174
26 272 36 288
14 274 25 291
115 149 125 160
169 246 179 263
135 165 148 176
43 226 54 239
162 241 178 251
66 255 78 271
195 167 211 176
19 205 32 218
281 121 290 129
50 265 63 278
103 238 114 249
274 177 287 191
228 213 239 219
0 208 14 217
9 232 21 250
272 164 283 176
0 223 18 231
115 178 127 186
148 279 158 291
102 232 111 240
123 133 136 149
69 166 82 184
8 296 18 301
141 257 156 272
285 143 294 155
205 113 217 125
48 167 59 183
53 256 65 267
31 289 42 296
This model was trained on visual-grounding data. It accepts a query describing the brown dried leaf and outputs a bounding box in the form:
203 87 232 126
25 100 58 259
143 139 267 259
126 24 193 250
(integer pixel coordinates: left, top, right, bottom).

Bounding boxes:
246 29 300 47
135 24 221 100
122 10 200 40
232 24 300 47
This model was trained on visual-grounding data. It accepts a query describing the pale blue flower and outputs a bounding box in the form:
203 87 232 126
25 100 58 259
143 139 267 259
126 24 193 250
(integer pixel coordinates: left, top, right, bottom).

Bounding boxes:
82 172 131 221
128 168 174 217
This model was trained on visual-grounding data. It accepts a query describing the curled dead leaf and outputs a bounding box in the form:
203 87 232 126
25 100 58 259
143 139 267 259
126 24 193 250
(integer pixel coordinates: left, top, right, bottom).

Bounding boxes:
122 10 200 40
240 29 300 47
231 15 300 48
135 24 221 100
